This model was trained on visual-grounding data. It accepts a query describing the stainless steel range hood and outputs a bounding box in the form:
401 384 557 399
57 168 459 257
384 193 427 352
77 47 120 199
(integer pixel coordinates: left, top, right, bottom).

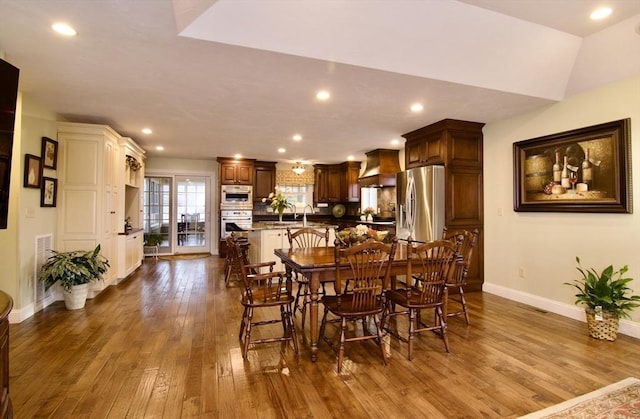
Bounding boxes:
358 149 401 188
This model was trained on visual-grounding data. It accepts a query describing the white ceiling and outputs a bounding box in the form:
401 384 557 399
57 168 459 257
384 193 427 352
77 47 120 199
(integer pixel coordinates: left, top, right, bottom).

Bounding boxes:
1 0 639 164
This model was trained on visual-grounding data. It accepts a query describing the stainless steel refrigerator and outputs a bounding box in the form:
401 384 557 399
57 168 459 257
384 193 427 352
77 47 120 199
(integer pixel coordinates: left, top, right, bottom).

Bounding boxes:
396 165 445 242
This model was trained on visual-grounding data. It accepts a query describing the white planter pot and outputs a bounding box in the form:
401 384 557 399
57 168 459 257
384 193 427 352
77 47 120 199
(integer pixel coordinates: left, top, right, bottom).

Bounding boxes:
63 283 89 310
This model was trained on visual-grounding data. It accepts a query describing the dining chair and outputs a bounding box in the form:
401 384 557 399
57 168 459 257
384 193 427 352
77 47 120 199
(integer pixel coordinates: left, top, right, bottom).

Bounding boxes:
442 227 479 324
286 227 330 331
383 239 457 360
234 241 299 359
319 238 397 373
224 232 249 287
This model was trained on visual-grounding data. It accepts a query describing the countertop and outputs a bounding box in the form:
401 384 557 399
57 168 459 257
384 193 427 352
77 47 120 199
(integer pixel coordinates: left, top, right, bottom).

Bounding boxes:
118 228 144 236
248 221 338 231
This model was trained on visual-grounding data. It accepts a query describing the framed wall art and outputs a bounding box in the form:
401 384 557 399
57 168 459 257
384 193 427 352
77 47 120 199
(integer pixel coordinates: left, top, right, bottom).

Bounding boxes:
41 136 58 170
513 118 631 213
41 176 57 207
24 154 41 188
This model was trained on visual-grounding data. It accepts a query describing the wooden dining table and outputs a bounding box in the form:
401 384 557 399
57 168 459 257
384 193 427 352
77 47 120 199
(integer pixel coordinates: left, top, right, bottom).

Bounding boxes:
273 243 411 362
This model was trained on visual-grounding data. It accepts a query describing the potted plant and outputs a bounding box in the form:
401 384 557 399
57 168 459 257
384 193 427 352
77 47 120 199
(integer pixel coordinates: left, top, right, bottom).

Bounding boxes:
39 244 110 310
565 256 640 341
144 233 163 247
262 189 292 222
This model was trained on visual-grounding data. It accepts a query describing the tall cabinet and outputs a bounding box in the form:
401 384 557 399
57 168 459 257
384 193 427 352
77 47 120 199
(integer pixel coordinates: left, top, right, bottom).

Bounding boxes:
402 119 484 291
57 123 145 297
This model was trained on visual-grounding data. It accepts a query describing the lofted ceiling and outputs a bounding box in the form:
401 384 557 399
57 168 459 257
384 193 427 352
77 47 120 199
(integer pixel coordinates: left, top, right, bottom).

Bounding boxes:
0 0 639 165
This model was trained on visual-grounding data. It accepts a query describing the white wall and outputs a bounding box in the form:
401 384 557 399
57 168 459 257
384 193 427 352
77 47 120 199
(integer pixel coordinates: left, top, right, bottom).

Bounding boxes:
484 75 640 337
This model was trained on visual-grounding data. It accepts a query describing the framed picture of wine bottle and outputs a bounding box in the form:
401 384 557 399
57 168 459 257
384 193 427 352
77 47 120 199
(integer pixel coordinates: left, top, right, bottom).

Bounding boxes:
513 118 631 213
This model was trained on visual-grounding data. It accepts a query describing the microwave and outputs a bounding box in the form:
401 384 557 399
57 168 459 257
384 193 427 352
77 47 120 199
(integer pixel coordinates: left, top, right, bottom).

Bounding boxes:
220 185 253 209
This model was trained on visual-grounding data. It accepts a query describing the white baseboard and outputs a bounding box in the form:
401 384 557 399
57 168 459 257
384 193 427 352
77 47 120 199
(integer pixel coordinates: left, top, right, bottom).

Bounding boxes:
483 282 640 339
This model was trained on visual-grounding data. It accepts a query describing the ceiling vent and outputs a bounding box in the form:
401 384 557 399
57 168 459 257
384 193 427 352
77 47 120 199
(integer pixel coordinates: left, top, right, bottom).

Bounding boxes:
358 149 401 187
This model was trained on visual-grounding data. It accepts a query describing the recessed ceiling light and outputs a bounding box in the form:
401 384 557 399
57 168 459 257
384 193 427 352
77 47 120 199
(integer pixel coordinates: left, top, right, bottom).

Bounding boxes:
347 155 354 161
52 22 77 36
410 103 424 112
316 90 330 101
233 153 242 159
142 128 153 135
155 146 164 151
390 138 400 146
278 148 286 153
590 7 612 20
292 134 302 141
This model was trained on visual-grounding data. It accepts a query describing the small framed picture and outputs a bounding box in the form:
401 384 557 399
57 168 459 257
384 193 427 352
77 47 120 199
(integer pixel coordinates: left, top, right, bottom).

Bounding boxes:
41 136 58 170
41 177 57 207
24 154 42 188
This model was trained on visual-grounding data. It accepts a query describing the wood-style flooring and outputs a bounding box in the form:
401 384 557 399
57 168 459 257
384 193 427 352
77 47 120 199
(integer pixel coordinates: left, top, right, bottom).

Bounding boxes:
9 255 640 418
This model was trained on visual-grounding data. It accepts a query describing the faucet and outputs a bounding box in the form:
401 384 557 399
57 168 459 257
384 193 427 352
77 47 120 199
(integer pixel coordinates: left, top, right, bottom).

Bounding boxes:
302 204 313 226
292 204 298 220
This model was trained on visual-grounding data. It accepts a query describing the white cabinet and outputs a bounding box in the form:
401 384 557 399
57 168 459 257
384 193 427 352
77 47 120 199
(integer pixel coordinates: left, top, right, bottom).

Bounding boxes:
117 232 143 279
57 123 146 296
247 226 336 272
58 123 121 296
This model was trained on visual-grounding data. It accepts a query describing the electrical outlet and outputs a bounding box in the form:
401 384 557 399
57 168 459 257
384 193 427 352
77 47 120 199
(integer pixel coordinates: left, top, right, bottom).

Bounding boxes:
519 267 526 278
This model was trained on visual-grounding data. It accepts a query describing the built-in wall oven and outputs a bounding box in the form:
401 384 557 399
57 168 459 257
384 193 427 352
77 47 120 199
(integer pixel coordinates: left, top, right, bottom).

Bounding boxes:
220 210 252 238
221 185 253 210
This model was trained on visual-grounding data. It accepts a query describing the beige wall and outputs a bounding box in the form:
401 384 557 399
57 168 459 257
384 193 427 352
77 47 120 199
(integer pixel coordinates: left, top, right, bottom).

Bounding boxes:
483 75 640 336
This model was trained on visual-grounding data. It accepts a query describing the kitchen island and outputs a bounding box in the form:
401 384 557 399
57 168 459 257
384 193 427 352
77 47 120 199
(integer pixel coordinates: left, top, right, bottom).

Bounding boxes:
246 222 337 269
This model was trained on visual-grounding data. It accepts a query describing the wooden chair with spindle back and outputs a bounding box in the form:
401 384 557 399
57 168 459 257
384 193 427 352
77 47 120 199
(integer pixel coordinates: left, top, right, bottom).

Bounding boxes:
319 238 397 373
224 232 249 287
235 240 299 359
286 227 330 330
383 238 458 360
442 227 479 324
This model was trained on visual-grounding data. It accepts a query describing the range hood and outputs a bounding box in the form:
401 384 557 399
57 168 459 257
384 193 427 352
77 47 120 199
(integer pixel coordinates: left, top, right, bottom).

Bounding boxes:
358 149 401 187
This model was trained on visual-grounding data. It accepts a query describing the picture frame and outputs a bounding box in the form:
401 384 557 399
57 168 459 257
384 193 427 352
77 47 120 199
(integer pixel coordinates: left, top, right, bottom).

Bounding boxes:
41 177 57 208
41 136 58 170
24 154 42 188
513 118 632 213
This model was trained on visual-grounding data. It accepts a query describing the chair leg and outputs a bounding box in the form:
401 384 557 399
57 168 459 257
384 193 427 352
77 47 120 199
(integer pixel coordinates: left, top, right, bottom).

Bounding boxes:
337 317 347 373
407 308 416 361
239 306 248 339
319 306 330 347
242 307 253 359
300 293 308 331
286 305 299 354
437 306 450 353
372 314 387 366
459 286 470 325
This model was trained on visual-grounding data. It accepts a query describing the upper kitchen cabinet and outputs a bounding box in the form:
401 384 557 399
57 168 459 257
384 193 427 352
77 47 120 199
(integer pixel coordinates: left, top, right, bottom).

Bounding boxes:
340 161 361 202
217 157 255 185
403 119 484 169
119 137 146 231
253 161 276 202
313 164 342 203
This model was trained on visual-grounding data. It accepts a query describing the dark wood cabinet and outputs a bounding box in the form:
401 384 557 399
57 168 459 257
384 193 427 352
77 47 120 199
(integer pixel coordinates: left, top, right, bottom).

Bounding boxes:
314 162 361 203
340 162 361 202
253 161 276 202
402 119 484 291
217 157 255 185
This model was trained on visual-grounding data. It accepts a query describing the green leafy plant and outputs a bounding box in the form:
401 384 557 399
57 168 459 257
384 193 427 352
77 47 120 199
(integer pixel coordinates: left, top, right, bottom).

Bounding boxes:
565 256 640 319
144 233 164 247
39 244 110 292
262 189 292 216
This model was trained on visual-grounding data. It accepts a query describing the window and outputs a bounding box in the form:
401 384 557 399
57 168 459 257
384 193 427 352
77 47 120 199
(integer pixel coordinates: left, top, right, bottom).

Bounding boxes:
276 184 312 211
361 187 378 213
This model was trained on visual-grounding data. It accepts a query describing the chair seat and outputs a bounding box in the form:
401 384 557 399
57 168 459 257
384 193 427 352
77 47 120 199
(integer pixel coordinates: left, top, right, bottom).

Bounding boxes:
242 288 294 307
386 288 442 309
321 294 384 317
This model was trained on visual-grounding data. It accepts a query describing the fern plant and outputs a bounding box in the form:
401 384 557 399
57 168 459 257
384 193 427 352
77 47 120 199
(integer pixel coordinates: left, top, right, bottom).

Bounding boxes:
565 256 640 319
39 245 110 292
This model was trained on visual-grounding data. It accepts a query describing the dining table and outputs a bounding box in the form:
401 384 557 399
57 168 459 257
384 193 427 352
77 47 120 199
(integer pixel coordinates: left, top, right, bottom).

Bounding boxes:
273 243 411 362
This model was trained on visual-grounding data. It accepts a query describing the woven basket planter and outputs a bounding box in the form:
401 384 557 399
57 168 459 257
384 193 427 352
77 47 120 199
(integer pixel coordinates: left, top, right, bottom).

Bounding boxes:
585 307 619 341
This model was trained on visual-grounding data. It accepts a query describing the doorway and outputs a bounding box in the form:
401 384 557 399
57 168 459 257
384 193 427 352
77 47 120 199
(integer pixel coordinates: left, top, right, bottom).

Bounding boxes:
143 175 211 255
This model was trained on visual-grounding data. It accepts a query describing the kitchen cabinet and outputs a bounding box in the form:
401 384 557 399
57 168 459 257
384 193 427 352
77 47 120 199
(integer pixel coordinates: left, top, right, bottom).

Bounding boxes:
340 161 361 202
402 118 484 291
248 227 336 271
313 162 360 203
218 157 255 185
57 122 121 296
254 161 276 201
117 231 143 279
120 137 145 230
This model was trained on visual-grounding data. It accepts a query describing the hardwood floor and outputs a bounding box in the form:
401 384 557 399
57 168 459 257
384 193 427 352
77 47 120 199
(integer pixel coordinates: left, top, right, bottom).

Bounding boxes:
10 256 640 418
